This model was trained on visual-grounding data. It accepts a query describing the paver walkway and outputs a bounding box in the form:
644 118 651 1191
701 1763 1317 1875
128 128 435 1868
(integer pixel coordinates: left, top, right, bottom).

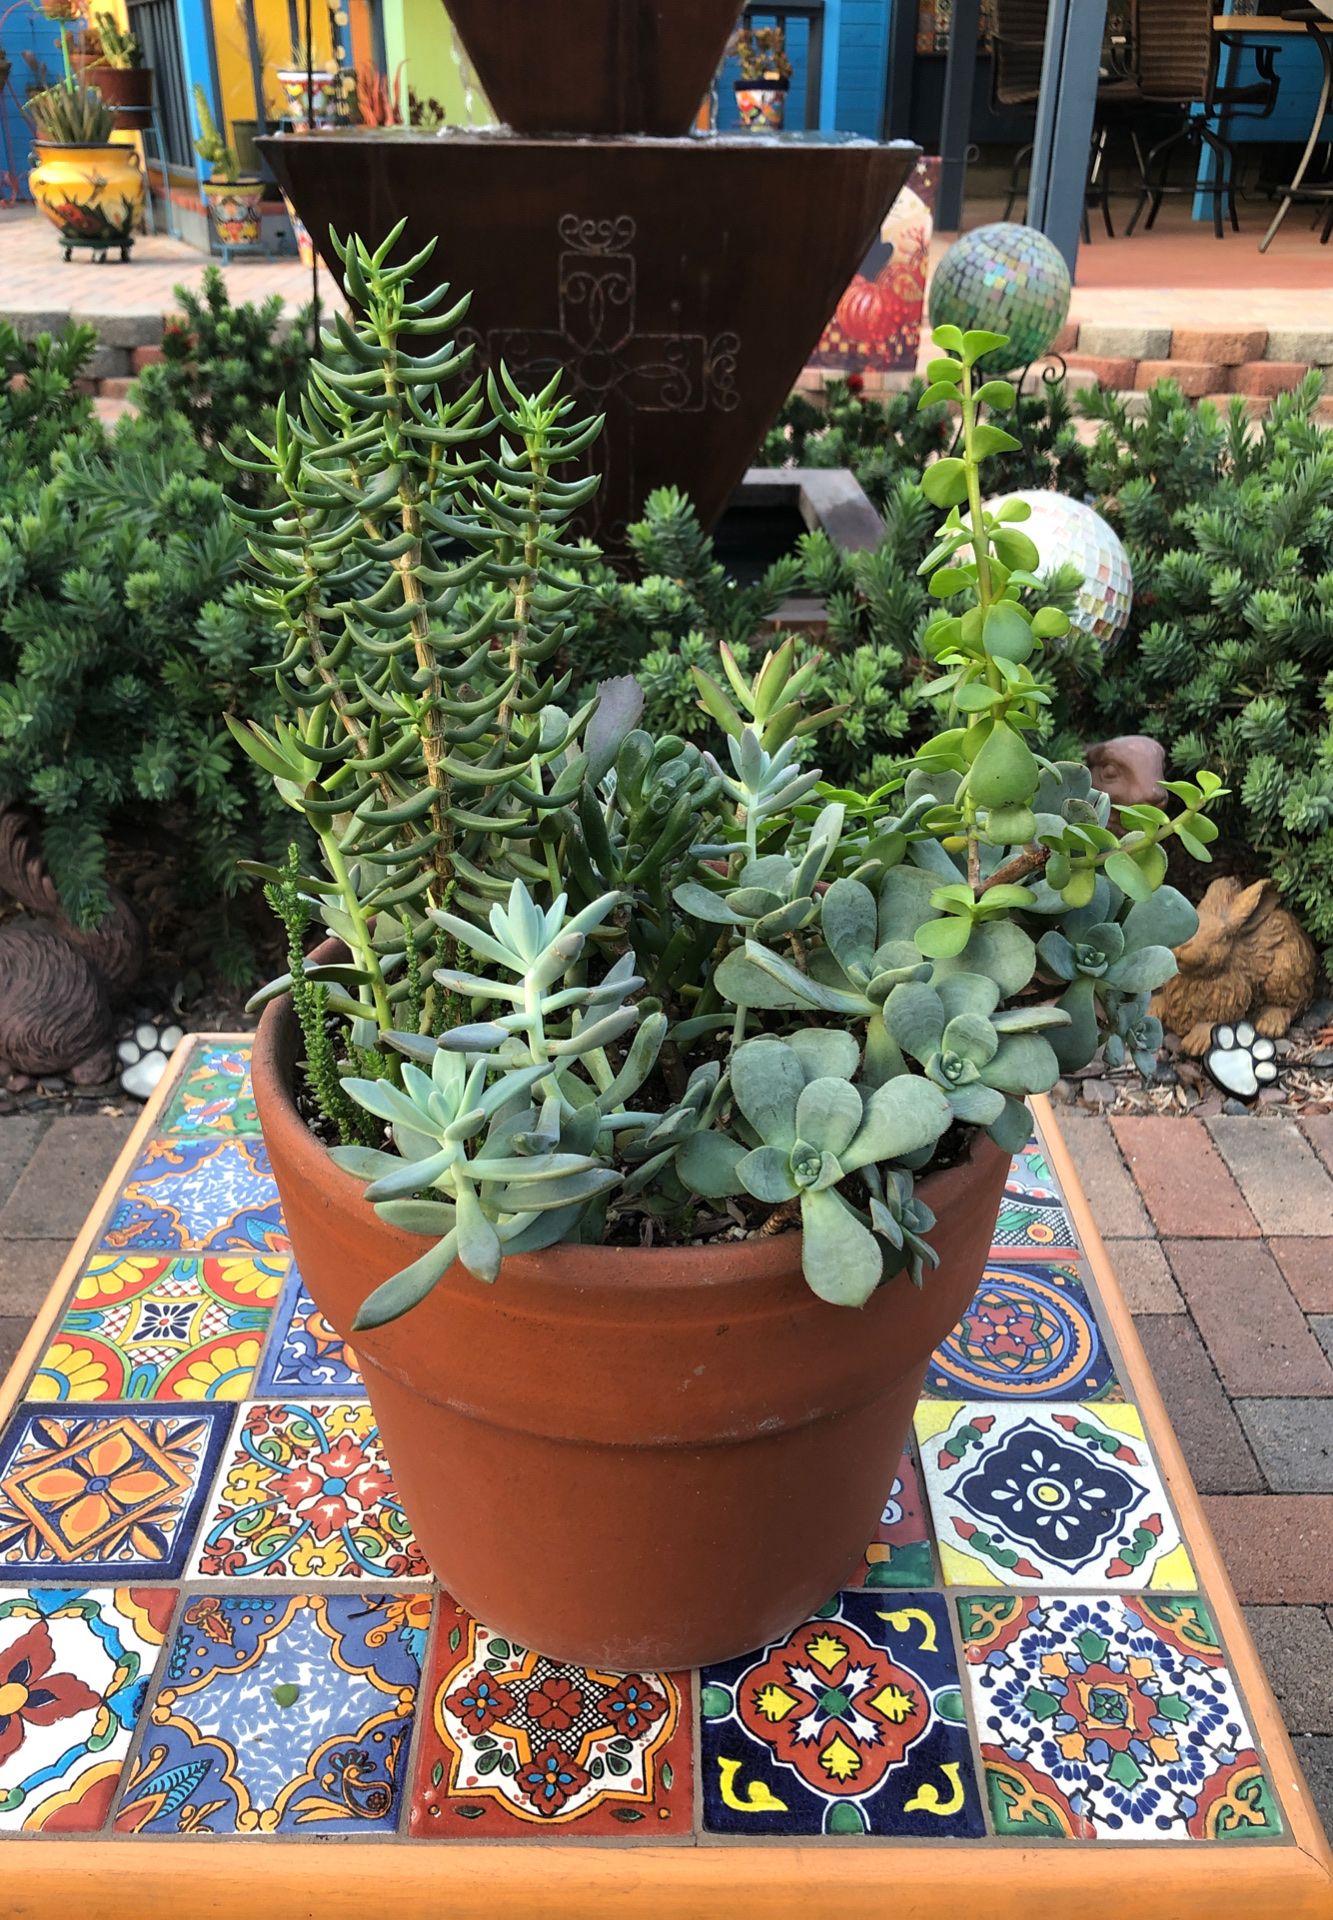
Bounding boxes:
2 1096 1332 1841
1058 1109 1333 1834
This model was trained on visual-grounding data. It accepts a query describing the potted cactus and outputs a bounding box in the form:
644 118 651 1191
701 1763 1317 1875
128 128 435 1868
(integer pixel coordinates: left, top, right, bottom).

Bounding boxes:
236 229 1221 1671
27 72 144 258
731 24 792 131
83 11 152 124
193 84 265 255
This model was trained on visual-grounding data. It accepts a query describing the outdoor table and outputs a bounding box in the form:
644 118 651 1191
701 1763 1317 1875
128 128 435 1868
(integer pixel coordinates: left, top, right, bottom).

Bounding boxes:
0 1036 1330 1917
1215 11 1333 249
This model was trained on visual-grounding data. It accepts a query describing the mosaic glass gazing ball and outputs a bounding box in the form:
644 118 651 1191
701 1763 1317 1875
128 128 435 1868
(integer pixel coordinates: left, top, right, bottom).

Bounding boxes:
928 224 1071 372
981 490 1133 653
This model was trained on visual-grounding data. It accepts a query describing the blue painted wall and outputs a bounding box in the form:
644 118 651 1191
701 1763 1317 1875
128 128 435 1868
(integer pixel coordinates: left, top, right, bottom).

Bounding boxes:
0 13 67 203
717 0 889 134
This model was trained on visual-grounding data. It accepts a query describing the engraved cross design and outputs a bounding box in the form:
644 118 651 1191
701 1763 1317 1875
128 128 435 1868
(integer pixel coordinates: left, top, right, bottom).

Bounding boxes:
463 214 739 545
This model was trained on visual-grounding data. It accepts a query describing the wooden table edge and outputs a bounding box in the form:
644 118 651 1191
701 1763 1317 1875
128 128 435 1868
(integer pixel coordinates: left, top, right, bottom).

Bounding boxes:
0 1058 1328 1915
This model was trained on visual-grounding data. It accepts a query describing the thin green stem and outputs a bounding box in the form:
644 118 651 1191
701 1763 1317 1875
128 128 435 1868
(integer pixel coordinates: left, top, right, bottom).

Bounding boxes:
319 828 394 1033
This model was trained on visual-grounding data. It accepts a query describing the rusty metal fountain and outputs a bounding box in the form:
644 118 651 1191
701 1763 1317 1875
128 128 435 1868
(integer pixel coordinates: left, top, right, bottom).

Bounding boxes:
264 1 918 549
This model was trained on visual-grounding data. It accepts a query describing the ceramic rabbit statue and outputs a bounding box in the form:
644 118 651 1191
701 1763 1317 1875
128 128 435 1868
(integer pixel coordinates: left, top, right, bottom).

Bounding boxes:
1151 875 1317 1057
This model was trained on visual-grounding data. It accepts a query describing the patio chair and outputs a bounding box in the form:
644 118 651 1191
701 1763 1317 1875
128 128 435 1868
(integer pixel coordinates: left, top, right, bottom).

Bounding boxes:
992 0 1143 239
1127 0 1282 239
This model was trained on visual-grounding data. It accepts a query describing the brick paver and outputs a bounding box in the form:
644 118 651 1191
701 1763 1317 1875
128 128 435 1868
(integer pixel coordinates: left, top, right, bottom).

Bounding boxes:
1167 1239 1333 1397
1243 1607 1333 1733
0 1118 47 1209
1236 1400 1333 1493
1057 1113 1152 1236
1103 1237 1184 1312
1110 1116 1259 1237
1135 1313 1263 1492
1303 1115 1333 1180
1201 1496 1333 1604
1206 1118 1333 1236
1272 1238 1333 1314
0 1116 133 1241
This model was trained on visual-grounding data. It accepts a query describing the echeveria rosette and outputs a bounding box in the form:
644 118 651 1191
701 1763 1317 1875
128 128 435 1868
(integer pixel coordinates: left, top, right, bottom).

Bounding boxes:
882 970 1067 1154
725 1032 952 1305
1037 884 1198 1072
1104 994 1164 1079
330 1042 621 1327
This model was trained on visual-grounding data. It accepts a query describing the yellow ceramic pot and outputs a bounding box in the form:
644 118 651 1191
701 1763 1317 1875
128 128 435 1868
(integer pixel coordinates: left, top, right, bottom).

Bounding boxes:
28 141 144 259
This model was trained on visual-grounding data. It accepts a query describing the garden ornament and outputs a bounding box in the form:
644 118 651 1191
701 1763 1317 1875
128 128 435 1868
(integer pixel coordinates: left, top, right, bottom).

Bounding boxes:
1151 874 1317 1056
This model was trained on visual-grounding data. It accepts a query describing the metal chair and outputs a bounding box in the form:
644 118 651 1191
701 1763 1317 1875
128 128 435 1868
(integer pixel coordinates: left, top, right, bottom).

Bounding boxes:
992 0 1142 239
1128 0 1281 238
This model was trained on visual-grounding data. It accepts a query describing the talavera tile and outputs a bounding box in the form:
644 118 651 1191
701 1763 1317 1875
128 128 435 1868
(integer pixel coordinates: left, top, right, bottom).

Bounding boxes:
0 1586 173 1830
915 1401 1193 1591
924 1260 1120 1403
959 1593 1282 1841
411 1597 691 1836
31 1253 284 1403
700 1590 982 1837
116 1592 426 1834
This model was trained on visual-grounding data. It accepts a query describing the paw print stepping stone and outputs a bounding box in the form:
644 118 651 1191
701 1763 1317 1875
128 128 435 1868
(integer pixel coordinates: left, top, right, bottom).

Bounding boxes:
1203 1020 1279 1101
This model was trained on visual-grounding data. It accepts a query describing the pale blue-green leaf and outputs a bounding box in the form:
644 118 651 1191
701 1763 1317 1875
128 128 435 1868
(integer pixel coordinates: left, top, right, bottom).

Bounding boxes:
1104 946 1178 993
328 1145 402 1182
352 1230 459 1329
987 1032 1060 1095
842 1074 952 1171
990 1004 1071 1032
1050 976 1100 1072
737 1145 800 1203
713 946 813 1012
1122 885 1198 953
374 1198 458 1234
800 1188 884 1306
878 863 943 944
936 920 1036 995
795 1079 863 1158
676 1130 746 1198
935 972 1000 1022
786 1028 860 1085
672 881 742 925
364 1147 457 1202
454 1181 502 1282
941 1012 998 1069
821 877 879 976
731 1037 805 1145
944 1081 1006 1125
884 981 945 1061
988 1095 1036 1155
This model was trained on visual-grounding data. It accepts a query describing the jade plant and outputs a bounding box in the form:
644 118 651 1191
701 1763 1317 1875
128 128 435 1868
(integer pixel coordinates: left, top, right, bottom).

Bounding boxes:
232 233 1221 1328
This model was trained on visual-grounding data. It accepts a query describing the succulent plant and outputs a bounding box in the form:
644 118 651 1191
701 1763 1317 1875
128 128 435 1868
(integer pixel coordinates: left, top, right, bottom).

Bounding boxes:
234 252 1225 1324
726 1032 952 1305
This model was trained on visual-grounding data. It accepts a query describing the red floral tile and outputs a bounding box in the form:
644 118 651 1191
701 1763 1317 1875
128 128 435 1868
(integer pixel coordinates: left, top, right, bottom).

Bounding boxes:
410 1597 692 1836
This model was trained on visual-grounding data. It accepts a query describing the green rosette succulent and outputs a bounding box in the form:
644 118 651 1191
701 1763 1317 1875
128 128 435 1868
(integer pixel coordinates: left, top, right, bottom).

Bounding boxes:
726 1032 952 1305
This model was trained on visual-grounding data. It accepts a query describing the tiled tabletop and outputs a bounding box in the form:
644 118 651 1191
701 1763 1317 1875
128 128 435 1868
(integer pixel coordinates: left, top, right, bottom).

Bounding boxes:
0 1038 1329 1917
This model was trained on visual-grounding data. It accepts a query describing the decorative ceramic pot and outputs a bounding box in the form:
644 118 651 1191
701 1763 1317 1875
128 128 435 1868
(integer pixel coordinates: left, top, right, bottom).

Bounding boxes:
28 140 144 259
201 175 265 251
735 78 788 131
253 983 1009 1669
275 66 338 123
280 188 315 266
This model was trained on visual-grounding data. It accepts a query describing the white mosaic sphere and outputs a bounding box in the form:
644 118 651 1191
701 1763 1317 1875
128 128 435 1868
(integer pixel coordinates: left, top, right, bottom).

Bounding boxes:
982 490 1133 653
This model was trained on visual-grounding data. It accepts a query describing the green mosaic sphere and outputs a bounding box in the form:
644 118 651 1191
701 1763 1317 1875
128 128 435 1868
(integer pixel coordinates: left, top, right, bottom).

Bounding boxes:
928 223 1071 372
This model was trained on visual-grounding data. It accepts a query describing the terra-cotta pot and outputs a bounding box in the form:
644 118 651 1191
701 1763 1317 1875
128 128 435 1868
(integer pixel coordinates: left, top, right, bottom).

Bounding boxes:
253 986 1009 1669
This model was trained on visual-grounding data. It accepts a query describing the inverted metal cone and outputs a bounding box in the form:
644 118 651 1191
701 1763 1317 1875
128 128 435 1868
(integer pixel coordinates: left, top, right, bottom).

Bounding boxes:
263 129 920 550
445 0 744 134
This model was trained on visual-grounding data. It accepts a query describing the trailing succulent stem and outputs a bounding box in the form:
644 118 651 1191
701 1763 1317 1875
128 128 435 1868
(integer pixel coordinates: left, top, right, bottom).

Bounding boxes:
234 262 1222 1324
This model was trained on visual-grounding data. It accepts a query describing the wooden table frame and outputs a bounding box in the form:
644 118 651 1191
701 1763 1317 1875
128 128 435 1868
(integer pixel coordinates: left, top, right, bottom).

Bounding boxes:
2 1051 1332 1918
